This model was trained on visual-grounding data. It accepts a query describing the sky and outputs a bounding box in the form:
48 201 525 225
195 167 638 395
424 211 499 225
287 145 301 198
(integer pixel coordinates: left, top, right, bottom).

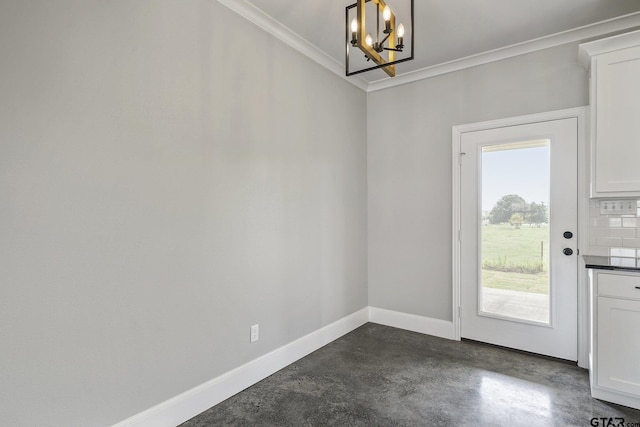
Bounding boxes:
481 145 550 212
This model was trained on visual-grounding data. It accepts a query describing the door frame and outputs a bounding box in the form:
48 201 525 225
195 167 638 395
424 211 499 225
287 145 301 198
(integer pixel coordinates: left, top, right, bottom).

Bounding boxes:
452 107 589 368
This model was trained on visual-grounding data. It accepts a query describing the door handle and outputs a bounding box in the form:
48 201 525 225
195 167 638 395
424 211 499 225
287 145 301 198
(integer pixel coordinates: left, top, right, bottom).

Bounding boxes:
563 248 573 256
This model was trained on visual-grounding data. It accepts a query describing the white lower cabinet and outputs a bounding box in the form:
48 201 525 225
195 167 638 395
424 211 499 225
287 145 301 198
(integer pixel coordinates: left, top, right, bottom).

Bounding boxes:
590 270 640 409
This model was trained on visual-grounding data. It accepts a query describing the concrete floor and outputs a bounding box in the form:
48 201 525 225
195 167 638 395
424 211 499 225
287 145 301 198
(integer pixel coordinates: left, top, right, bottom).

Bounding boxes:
181 323 640 426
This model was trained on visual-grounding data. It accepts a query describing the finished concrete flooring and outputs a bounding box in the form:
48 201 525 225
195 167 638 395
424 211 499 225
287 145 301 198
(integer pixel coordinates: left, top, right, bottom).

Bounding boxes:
182 323 640 426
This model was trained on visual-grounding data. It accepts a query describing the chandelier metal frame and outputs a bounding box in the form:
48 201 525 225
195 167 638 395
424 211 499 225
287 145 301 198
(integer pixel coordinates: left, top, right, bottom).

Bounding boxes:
345 0 414 77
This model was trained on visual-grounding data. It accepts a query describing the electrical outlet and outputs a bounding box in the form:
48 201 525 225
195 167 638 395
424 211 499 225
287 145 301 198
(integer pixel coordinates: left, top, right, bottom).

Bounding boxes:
250 324 259 343
600 200 637 215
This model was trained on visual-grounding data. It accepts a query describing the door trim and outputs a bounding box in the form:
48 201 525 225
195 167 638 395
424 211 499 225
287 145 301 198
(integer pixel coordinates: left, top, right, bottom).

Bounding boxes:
452 107 589 367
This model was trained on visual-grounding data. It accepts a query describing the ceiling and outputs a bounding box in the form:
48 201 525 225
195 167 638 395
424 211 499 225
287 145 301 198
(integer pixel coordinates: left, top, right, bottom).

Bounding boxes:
222 0 640 88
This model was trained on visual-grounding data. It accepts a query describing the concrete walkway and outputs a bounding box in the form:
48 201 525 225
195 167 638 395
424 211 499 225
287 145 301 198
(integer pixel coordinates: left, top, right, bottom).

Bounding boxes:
482 287 549 323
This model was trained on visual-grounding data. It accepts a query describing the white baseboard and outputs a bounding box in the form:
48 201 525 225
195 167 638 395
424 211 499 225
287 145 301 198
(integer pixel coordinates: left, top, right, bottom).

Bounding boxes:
369 307 455 340
112 307 369 427
112 306 455 427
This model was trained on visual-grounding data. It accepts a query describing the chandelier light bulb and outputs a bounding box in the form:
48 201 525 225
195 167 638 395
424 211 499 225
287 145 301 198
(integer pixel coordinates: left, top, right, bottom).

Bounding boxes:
383 5 391 21
365 34 373 46
397 23 405 38
350 17 358 45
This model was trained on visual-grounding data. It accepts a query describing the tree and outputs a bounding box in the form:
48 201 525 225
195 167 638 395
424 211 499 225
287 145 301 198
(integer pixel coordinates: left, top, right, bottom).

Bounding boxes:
488 194 527 224
509 213 524 228
527 202 548 226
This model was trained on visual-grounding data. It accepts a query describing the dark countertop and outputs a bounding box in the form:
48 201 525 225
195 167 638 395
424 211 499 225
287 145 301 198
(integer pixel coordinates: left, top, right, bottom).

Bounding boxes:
583 255 640 272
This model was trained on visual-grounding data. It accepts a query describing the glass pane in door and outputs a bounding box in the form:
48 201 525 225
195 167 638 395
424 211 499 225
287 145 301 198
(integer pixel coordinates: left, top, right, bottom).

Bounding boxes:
480 140 550 324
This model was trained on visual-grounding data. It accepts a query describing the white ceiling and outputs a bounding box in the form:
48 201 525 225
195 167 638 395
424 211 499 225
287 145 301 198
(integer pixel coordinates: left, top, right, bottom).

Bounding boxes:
221 0 640 89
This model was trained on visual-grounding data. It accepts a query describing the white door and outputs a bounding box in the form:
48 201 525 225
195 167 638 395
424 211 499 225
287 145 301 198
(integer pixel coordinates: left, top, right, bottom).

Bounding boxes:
459 118 578 360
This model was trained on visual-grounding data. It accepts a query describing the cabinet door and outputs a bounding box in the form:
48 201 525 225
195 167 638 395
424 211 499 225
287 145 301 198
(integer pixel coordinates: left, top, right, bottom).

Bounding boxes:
593 45 640 196
596 296 640 395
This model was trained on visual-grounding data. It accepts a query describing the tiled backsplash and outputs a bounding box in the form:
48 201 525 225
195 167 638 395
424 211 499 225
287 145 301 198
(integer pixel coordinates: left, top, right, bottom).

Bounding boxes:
588 199 640 257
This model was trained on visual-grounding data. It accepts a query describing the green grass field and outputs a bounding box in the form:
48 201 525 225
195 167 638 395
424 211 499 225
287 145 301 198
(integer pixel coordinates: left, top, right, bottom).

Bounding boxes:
481 224 549 294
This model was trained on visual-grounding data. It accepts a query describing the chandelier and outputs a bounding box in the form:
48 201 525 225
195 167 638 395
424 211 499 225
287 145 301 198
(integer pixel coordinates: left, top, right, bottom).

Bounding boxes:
346 0 414 77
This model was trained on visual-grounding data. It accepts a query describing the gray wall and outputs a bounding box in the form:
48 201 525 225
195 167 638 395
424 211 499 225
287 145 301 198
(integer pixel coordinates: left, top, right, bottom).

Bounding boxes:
0 1 367 426
367 42 589 320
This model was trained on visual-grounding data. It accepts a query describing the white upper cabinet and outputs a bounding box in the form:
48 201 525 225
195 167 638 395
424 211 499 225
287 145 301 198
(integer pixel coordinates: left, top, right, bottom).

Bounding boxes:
580 31 640 197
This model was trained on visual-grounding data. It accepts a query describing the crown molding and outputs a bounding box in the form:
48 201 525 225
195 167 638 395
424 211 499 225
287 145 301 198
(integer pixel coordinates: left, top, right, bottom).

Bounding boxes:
216 1 640 93
216 0 369 92
367 11 640 92
578 28 640 68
